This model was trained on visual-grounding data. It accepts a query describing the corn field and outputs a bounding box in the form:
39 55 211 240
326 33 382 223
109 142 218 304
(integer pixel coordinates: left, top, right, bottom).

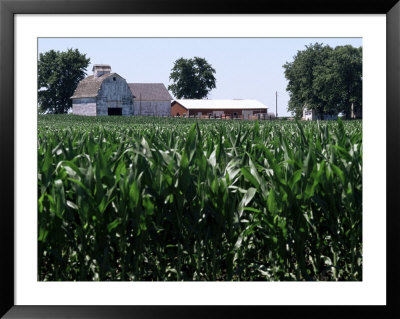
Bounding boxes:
38 115 362 281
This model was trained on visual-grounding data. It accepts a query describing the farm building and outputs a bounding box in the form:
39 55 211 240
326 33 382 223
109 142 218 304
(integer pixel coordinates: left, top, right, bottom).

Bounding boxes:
71 65 171 116
302 108 338 121
128 83 172 116
71 65 134 116
171 99 269 119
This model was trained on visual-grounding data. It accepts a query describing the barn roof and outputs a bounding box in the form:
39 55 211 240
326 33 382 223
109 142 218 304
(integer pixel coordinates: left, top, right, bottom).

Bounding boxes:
172 99 269 110
70 73 121 99
92 64 111 70
128 83 172 101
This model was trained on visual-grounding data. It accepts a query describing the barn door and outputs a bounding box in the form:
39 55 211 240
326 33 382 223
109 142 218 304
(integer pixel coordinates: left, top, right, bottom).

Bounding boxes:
108 108 122 115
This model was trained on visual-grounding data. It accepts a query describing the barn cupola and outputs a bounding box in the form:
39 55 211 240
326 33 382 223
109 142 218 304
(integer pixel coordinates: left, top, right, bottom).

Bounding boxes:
93 64 111 77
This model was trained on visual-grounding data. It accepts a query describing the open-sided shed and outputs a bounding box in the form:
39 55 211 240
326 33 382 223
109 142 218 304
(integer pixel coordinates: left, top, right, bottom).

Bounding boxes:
171 99 269 119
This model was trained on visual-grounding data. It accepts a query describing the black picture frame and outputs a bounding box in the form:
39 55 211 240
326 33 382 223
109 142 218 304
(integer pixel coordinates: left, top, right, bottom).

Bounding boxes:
1 0 399 318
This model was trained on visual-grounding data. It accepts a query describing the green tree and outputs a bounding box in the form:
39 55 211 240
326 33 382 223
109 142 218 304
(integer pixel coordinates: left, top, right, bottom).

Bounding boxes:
283 43 333 118
314 45 362 119
283 43 362 119
168 57 216 99
38 49 90 114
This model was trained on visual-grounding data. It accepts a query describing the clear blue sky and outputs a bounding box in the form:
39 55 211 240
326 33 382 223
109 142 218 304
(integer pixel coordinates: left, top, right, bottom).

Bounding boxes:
38 38 362 116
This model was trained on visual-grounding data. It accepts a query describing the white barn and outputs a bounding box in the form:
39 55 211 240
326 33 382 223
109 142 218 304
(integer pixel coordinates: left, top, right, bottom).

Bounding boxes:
71 65 134 116
71 65 172 116
128 83 172 116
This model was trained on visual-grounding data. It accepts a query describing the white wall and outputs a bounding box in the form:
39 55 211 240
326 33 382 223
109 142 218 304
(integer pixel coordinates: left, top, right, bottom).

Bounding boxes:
72 97 97 116
96 76 134 116
133 100 171 116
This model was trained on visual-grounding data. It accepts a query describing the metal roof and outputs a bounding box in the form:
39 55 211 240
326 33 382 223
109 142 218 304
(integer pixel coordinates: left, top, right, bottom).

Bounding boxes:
128 83 172 101
173 99 268 110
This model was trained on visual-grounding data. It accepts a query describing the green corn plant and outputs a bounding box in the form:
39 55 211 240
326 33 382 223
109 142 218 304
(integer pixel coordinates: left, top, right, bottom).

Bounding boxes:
38 115 362 281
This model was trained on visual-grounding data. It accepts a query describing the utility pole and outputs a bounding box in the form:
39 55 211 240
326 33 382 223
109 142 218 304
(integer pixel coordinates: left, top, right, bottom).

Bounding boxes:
275 91 278 119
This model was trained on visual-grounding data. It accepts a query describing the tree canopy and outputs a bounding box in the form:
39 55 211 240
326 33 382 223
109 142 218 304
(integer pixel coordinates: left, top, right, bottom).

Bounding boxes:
283 43 362 118
38 49 90 114
168 57 216 99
